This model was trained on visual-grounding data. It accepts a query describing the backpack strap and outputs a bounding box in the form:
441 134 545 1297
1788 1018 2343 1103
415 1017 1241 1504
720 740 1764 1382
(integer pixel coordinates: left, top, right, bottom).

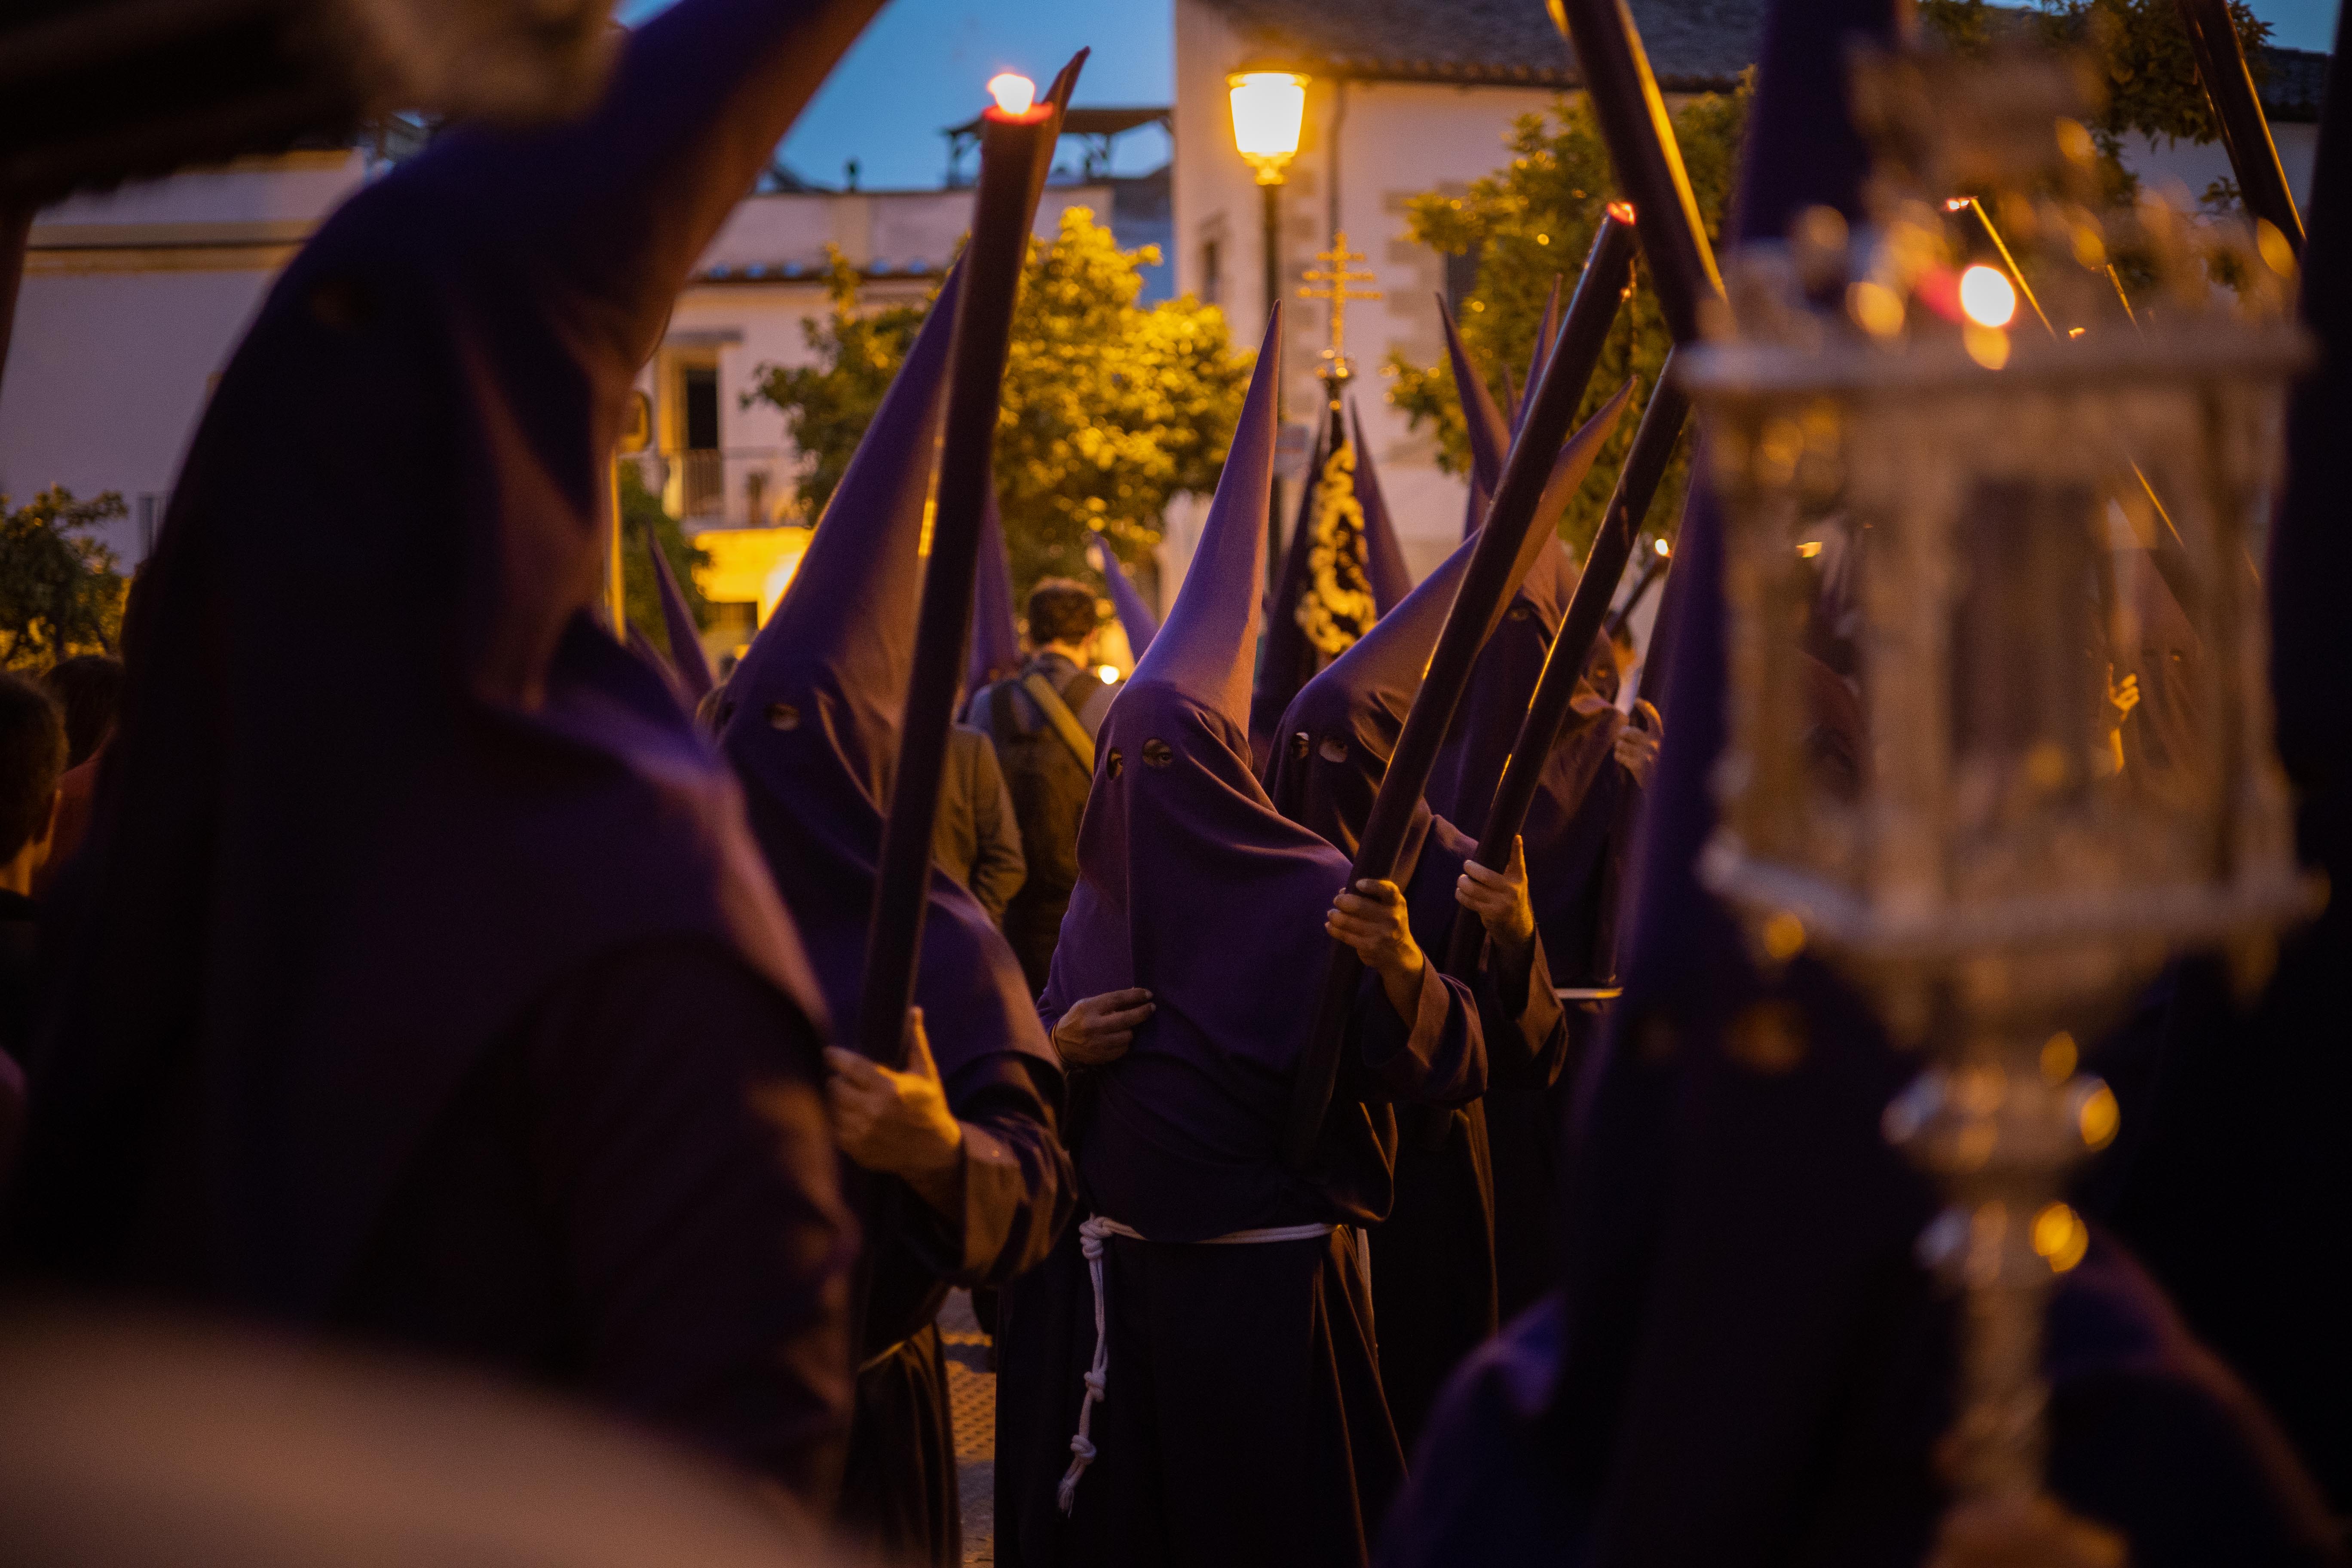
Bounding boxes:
1022 672 1097 774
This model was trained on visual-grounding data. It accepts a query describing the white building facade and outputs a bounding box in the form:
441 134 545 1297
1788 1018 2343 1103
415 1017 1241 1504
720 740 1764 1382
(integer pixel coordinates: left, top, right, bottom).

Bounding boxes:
1165 0 2328 591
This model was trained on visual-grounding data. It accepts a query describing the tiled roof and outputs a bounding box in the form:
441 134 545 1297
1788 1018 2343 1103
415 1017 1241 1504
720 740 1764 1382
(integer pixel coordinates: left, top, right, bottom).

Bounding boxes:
2258 46 2329 121
1197 0 2329 117
1197 0 1763 91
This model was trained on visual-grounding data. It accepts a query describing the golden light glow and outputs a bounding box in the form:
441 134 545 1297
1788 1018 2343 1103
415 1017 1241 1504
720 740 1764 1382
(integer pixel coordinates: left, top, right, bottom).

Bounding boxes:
1654 536 1672 557
1847 279 1905 338
2040 1032 2078 1084
2079 1082 2121 1150
2257 218 2298 278
1945 196 1973 212
1964 323 2011 370
1606 201 1637 224
1098 665 1121 683
987 72 1036 116
1796 540 1824 559
1228 72 1308 181
1959 264 2017 328
1762 911 1807 962
2034 1203 2090 1272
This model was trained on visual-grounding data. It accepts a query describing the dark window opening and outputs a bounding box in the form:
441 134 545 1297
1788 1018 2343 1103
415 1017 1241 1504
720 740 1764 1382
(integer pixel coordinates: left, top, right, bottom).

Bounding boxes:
683 364 721 451
1202 238 1222 304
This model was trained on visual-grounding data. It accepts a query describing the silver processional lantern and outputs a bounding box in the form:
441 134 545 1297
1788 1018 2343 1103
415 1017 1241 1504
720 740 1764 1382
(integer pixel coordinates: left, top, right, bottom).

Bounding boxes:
1683 37 2318 1540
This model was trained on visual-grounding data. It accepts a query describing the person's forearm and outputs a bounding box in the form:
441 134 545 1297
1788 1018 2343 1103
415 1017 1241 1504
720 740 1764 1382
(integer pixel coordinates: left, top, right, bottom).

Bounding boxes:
1378 953 1427 1023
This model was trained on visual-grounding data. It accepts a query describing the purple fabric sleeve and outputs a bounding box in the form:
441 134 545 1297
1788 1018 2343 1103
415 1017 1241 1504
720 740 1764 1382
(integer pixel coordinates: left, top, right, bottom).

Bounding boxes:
1349 964 1487 1108
895 1056 1077 1289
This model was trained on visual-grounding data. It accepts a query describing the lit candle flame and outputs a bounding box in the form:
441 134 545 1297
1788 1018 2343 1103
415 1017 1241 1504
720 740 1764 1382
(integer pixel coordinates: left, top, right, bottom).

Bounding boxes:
1958 264 2016 329
988 72 1036 116
1945 196 1973 212
1606 201 1637 224
1654 536 1671 557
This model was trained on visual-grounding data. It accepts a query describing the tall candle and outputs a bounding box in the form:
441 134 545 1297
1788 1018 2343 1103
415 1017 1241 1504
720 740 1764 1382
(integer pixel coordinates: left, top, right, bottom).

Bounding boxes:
856 77 1057 1064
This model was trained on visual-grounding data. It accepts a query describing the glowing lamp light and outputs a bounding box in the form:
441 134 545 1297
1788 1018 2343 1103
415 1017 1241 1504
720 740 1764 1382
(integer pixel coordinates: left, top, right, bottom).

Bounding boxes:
1959 263 2017 328
1654 536 1672 557
1097 665 1121 684
1606 200 1638 224
1945 196 1974 212
1228 71 1308 182
987 72 1036 117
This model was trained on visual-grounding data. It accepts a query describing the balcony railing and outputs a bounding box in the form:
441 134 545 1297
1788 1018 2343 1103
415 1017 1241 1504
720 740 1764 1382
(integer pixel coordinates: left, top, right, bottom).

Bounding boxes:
624 447 797 527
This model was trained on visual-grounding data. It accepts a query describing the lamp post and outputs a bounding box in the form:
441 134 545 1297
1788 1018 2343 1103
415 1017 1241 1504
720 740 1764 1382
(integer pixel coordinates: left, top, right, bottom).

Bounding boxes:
1230 69 1307 597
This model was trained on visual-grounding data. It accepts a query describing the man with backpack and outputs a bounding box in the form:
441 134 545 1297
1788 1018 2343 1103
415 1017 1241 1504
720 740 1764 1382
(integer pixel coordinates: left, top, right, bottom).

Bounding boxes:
971 579 1120 995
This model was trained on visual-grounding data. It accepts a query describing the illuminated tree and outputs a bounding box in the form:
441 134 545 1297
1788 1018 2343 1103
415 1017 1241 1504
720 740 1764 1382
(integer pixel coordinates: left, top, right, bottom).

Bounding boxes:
751 207 1253 593
1385 83 1747 555
0 487 126 669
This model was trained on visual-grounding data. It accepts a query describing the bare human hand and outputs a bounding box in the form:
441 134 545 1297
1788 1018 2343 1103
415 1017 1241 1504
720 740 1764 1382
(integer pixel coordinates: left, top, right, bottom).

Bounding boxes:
1455 835 1536 964
1328 878 1426 1023
824 1007 964 1216
1616 700 1662 787
1052 987 1154 1066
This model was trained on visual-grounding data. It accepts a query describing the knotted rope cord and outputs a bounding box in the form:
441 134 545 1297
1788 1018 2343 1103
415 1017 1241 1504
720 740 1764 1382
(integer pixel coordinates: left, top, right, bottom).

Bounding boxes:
1056 1215 1340 1513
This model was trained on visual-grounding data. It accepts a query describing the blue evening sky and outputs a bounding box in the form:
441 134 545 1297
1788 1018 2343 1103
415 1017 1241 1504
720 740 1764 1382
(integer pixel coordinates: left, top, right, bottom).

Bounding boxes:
623 0 2338 193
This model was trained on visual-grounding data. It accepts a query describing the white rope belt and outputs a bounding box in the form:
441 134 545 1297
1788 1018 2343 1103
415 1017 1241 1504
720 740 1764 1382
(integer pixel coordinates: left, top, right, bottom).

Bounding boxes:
1057 1214 1339 1513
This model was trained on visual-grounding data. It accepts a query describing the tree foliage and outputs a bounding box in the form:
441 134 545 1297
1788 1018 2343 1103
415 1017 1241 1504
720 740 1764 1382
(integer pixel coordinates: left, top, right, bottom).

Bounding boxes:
1923 0 2272 206
750 207 1253 594
1386 83 1748 555
0 487 126 670
617 461 711 659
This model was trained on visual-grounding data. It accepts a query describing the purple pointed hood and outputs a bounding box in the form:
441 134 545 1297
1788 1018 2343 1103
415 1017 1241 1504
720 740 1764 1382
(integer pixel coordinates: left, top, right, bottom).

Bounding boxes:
1091 530 1159 658
3 0 871 1314
969 491 1022 691
1425 380 1636 845
720 267 1054 1086
1041 308 1360 1239
1442 296 1513 511
647 532 715 699
1351 402 1414 616
1267 529 1477 868
1510 278 1565 439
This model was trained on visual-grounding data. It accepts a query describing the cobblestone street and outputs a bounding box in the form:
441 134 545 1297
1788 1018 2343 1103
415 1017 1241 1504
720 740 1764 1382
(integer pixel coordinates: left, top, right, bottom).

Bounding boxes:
940 1292 995 1566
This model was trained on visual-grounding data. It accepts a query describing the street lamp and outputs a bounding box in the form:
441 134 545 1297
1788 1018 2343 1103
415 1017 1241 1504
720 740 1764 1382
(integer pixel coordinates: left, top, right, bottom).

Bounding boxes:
1230 69 1308 595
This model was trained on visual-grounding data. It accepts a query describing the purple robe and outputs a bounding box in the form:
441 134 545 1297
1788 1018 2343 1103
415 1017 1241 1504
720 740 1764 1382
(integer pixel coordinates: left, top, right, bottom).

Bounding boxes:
3 0 878 1505
998 312 1485 1568
1266 527 1573 1451
717 266 1075 1564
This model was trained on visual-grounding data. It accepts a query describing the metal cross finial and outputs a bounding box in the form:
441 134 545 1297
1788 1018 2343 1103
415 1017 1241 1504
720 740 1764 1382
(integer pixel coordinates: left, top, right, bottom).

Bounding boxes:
1300 230 1381 394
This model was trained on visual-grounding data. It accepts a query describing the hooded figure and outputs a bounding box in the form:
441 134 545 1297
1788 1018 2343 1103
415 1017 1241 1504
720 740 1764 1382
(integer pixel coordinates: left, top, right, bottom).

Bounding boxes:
3 0 878 1508
997 310 1487 1568
1091 530 1159 659
1377 4 2343 1565
717 267 1075 1567
1426 383 1647 1000
1265 526 1575 1455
